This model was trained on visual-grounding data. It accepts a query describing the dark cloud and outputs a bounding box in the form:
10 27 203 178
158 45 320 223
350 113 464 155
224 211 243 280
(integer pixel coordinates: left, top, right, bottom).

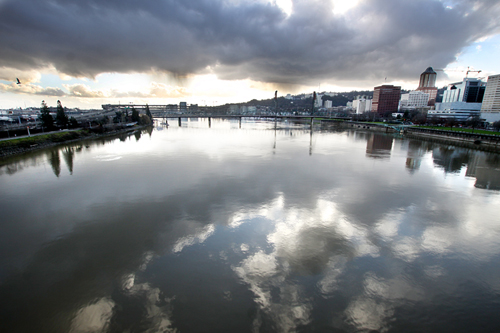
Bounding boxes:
0 0 499 85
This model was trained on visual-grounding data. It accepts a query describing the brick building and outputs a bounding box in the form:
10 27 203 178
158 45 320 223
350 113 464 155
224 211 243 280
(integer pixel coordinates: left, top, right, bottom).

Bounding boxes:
372 85 401 115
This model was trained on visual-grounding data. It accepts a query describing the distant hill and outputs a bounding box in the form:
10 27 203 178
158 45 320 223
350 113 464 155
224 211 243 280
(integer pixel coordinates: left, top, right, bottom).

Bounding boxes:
235 90 376 109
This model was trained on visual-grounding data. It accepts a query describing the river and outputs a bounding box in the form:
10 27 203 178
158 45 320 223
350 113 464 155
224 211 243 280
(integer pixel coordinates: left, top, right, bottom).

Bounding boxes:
1 118 500 332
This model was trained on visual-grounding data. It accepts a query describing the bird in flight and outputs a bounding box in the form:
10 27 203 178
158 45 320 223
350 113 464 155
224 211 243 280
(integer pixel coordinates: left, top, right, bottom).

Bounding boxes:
16 78 21 85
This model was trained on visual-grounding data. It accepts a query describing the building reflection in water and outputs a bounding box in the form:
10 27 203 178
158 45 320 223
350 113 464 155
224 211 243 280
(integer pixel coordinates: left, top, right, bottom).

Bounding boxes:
432 146 470 173
405 140 427 172
466 153 500 190
366 133 393 159
427 145 500 191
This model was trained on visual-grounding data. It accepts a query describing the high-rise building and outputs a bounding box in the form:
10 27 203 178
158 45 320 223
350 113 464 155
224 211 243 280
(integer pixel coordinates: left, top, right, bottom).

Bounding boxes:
429 77 486 121
353 96 372 114
372 85 401 114
315 94 323 108
400 91 430 109
441 78 486 103
480 74 500 122
416 67 438 106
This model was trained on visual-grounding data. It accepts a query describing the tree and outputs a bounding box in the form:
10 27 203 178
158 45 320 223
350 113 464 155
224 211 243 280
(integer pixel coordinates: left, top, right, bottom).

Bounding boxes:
412 112 427 125
139 114 152 125
492 120 500 132
145 104 153 121
40 100 54 129
131 107 140 122
466 115 481 133
98 115 109 125
446 118 457 130
113 111 123 123
55 100 69 127
69 117 79 128
322 95 349 107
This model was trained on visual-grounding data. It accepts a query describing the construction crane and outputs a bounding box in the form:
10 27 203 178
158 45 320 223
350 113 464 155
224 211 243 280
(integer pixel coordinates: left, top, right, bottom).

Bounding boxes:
435 66 482 78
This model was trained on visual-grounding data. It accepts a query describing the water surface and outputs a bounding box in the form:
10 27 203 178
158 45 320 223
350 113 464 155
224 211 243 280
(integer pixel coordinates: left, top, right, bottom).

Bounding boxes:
1 119 500 332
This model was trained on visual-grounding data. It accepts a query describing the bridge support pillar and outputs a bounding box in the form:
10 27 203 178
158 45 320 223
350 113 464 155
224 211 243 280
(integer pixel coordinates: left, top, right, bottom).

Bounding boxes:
178 117 181 126
239 117 242 128
208 117 211 128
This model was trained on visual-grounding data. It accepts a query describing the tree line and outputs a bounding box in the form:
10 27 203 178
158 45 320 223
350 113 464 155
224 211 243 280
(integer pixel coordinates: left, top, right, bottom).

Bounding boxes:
39 101 153 131
112 105 152 125
40 100 78 129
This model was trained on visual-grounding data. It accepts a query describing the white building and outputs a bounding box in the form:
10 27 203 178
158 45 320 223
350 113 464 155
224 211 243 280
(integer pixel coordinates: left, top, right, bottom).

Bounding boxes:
428 103 482 121
430 77 486 121
352 97 372 114
315 94 323 108
442 78 486 103
399 91 429 109
480 74 500 122
324 100 333 108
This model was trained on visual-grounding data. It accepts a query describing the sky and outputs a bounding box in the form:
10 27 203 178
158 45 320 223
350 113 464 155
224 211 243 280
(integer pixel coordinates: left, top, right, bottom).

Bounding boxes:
1 0 500 110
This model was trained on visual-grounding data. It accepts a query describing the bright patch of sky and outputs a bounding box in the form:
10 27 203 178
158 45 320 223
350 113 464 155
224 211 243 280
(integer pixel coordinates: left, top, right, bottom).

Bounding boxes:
41 74 85 88
331 0 360 15
275 0 292 16
438 34 500 84
93 73 151 92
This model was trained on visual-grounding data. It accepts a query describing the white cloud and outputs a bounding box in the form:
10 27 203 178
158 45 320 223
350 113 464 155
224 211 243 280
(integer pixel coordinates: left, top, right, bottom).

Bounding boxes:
172 224 215 253
70 298 115 333
64 84 108 98
0 82 65 96
0 67 42 84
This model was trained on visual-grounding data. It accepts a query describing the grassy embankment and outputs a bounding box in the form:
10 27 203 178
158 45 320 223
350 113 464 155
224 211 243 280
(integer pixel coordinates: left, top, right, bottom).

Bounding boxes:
0 130 89 150
417 126 500 135
356 122 500 135
313 118 345 121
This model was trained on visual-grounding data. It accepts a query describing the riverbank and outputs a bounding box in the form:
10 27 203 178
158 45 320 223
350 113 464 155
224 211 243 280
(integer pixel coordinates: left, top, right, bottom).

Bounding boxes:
0 125 149 158
405 127 500 153
337 121 500 153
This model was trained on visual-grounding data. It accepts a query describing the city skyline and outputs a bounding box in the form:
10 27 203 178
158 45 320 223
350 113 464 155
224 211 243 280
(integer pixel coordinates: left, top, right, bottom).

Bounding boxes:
1 0 500 109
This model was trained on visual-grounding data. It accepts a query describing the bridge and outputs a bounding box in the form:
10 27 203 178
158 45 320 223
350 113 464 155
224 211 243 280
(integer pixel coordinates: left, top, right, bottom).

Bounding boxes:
150 113 349 127
150 113 346 120
101 104 350 122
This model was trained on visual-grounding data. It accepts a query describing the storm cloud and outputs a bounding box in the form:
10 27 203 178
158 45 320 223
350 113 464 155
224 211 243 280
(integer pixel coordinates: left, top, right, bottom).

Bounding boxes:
0 0 499 85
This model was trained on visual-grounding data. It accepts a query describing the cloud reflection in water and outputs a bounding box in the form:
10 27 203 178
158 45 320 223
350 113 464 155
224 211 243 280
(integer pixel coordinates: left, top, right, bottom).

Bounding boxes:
2 121 500 332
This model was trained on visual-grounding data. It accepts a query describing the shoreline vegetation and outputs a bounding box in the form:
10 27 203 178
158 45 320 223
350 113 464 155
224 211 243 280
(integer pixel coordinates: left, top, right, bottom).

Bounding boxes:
0 125 150 158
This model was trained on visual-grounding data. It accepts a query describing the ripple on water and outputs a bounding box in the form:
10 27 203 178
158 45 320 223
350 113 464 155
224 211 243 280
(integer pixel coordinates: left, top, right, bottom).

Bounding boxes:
93 154 122 162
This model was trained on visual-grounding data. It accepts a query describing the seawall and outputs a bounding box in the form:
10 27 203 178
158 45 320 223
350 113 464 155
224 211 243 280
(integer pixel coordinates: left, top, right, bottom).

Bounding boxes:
405 127 500 153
